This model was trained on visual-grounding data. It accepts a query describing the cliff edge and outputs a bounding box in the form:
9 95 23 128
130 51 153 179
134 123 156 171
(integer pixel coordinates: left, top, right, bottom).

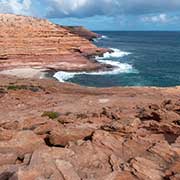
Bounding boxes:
63 26 100 41
0 14 108 73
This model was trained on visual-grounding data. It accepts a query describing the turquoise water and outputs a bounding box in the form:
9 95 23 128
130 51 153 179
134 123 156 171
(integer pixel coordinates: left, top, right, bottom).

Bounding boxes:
54 31 180 87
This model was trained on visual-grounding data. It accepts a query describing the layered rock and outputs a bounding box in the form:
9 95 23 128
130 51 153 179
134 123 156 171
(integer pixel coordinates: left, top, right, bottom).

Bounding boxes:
0 14 109 72
63 26 100 41
0 75 179 179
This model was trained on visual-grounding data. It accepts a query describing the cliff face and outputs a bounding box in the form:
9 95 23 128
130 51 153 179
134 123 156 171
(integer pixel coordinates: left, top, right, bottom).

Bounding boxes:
0 14 107 71
0 75 179 180
63 26 100 41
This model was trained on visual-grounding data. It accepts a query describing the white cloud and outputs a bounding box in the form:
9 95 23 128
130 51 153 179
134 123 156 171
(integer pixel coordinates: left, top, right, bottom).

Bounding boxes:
44 0 119 18
142 14 168 23
23 0 32 10
0 0 32 15
43 0 180 18
142 13 178 24
1 0 180 20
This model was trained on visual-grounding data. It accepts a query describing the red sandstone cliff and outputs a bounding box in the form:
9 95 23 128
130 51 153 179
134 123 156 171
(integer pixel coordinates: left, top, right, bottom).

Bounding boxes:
63 26 100 41
0 14 108 72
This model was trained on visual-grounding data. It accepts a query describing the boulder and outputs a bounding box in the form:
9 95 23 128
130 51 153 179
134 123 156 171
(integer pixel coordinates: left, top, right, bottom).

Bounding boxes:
129 157 164 180
48 128 94 147
0 131 44 156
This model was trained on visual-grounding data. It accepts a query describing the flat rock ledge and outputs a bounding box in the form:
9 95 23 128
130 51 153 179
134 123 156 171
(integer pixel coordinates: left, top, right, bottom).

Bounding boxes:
0 75 179 179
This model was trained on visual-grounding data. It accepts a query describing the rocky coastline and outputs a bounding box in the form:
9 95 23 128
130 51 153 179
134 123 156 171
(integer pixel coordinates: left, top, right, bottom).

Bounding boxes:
0 14 113 79
0 14 179 180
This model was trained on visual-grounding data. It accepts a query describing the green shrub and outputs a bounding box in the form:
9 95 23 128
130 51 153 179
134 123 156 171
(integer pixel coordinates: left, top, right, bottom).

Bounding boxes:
7 85 41 92
41 111 60 119
7 85 28 91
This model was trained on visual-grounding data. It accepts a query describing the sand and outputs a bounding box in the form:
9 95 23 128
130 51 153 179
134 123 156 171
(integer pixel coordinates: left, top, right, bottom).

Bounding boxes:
0 68 48 79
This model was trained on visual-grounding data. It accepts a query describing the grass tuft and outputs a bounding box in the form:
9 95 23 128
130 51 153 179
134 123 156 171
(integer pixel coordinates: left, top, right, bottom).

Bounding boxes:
7 85 42 92
7 85 28 91
41 111 60 119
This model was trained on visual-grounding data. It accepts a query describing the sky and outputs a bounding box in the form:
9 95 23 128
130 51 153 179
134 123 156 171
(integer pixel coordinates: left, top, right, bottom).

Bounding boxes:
0 0 180 30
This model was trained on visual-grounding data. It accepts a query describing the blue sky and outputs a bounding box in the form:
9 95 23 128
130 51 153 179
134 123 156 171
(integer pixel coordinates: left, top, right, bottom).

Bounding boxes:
0 0 180 30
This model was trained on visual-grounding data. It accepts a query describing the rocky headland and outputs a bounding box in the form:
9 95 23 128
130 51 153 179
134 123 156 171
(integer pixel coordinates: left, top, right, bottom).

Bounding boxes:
0 14 179 180
0 14 111 78
63 26 101 41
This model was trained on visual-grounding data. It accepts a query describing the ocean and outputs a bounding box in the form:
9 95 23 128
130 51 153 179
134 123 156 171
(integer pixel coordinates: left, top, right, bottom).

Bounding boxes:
54 31 180 87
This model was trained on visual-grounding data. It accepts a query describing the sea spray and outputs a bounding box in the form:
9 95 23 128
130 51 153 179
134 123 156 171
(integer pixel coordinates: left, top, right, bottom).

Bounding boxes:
54 62 135 82
95 48 131 60
93 35 109 42
54 48 137 82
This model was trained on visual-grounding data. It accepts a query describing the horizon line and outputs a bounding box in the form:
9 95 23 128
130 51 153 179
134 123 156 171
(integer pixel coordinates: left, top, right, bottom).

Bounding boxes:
92 30 180 32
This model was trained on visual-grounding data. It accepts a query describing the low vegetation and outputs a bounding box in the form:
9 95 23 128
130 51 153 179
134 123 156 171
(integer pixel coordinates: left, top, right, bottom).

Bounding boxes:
7 85 42 92
41 111 60 119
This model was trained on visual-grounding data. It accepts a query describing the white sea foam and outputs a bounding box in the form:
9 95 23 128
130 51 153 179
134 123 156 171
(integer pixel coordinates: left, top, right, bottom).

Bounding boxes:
93 35 108 42
54 72 76 82
96 48 131 60
101 35 108 39
54 60 136 82
54 48 136 82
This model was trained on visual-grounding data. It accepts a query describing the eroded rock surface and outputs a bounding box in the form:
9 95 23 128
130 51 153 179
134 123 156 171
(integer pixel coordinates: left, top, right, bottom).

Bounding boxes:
0 75 179 179
63 26 100 41
0 14 109 72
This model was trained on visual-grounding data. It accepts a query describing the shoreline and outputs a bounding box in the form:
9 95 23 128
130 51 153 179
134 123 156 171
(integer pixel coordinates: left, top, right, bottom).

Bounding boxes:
0 14 113 78
0 67 180 89
0 61 115 81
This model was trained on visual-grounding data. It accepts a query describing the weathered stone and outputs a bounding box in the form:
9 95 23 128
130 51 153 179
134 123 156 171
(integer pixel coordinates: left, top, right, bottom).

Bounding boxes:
0 128 14 141
48 128 94 146
56 160 81 180
0 14 109 72
0 153 17 166
129 157 164 180
0 131 44 156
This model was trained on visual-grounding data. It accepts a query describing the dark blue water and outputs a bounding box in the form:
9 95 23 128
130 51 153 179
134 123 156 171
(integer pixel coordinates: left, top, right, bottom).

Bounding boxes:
55 31 180 87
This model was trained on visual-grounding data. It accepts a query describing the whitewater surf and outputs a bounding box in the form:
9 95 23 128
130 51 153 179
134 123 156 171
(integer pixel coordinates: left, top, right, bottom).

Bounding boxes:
54 48 137 83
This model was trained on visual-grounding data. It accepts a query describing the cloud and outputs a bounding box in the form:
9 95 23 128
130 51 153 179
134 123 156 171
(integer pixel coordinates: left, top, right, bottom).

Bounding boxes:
43 0 119 18
0 0 32 14
43 0 180 18
141 13 179 24
1 0 180 19
142 14 169 23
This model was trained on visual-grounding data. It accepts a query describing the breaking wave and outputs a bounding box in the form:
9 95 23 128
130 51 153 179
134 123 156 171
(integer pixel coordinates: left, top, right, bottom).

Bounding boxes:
101 35 108 39
54 48 137 82
96 48 131 60
93 35 108 42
